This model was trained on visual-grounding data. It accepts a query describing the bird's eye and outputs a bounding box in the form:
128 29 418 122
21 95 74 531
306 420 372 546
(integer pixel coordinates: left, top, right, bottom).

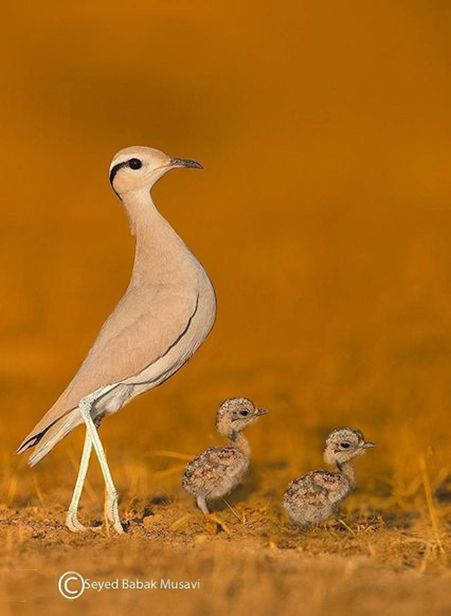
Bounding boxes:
340 442 351 449
128 158 142 170
239 409 250 417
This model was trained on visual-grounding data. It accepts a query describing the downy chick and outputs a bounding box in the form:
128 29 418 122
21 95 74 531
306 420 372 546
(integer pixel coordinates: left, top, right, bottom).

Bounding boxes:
183 398 268 513
283 428 374 526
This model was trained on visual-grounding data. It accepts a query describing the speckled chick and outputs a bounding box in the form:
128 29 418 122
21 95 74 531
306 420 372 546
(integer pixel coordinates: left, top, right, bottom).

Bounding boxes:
283 428 374 526
183 398 268 513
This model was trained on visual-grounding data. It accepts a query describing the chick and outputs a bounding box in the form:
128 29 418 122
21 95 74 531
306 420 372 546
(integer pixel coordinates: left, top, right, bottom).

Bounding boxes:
183 398 268 513
283 428 374 526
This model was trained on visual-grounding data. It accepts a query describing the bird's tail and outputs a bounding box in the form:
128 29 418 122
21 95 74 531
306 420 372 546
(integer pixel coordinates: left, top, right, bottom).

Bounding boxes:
17 410 83 467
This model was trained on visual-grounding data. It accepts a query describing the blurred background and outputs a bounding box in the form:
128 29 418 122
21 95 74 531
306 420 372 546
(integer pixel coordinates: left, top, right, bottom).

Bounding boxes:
1 1 451 511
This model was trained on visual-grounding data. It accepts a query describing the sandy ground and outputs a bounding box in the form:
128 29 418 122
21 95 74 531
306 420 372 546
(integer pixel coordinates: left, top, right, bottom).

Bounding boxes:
1 392 450 616
1 499 450 615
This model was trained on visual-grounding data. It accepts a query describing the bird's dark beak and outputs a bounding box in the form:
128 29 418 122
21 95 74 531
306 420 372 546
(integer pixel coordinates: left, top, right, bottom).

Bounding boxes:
362 441 375 448
170 158 203 169
255 408 269 417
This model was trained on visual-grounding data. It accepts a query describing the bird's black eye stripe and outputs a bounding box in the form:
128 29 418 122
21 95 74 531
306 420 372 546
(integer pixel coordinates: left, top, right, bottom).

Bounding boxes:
128 158 142 170
109 161 127 185
109 158 143 186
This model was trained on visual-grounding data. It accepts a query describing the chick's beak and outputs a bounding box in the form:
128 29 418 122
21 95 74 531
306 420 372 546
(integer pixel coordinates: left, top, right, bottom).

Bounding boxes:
362 441 375 448
255 408 269 417
170 158 203 169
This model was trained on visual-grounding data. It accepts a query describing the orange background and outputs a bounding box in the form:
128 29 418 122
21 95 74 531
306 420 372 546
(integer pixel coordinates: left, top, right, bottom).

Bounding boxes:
1 1 451 501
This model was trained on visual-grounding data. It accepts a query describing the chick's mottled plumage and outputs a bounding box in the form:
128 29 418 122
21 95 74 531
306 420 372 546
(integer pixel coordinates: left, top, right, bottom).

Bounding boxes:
183 398 268 513
183 447 249 501
283 428 374 526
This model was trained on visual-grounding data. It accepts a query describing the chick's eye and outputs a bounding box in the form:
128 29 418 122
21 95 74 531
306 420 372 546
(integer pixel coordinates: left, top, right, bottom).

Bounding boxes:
128 158 142 170
340 442 351 449
239 410 249 417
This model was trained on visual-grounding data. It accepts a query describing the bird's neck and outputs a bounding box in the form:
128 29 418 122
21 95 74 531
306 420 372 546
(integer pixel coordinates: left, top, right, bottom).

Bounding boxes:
228 431 250 458
122 188 188 285
336 461 355 486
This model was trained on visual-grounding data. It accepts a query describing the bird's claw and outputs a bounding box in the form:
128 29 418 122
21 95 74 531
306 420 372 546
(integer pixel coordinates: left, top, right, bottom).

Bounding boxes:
65 511 100 533
206 513 230 534
105 497 124 534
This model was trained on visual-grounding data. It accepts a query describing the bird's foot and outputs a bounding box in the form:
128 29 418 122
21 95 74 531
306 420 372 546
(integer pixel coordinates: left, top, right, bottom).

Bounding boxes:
65 511 100 533
206 513 230 534
104 496 124 534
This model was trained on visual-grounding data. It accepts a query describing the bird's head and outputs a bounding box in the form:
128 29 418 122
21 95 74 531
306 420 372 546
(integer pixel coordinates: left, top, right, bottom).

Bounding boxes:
323 428 374 467
216 397 269 437
109 146 202 197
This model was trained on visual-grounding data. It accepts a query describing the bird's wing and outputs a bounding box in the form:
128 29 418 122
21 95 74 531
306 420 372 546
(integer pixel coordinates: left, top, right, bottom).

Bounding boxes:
184 447 243 488
286 470 343 500
311 471 347 493
18 284 199 452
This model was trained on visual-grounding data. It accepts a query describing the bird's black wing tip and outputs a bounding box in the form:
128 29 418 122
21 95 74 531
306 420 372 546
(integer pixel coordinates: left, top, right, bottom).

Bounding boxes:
16 435 40 455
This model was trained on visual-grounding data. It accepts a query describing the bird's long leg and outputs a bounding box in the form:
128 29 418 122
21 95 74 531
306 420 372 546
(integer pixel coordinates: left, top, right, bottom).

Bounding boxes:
66 429 94 532
79 385 124 534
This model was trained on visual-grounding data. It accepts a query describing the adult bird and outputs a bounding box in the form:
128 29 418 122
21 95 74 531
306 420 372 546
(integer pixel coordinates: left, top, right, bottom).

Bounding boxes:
17 146 217 534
